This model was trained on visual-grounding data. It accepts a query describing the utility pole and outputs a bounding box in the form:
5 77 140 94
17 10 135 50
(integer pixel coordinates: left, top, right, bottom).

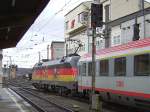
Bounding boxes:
141 0 145 38
66 42 68 56
91 28 96 94
47 45 49 60
91 0 101 95
8 56 12 65
91 0 103 111
8 56 12 80
91 0 100 94
38 52 41 63
140 0 145 38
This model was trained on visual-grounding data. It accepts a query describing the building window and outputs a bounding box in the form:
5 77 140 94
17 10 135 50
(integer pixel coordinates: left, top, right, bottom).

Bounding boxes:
96 41 100 46
105 5 110 22
82 63 86 76
133 23 140 41
89 43 92 52
100 60 109 76
113 35 121 46
88 62 92 76
79 64 82 76
96 39 105 49
134 54 150 76
78 12 88 24
65 21 69 30
71 19 75 28
114 57 126 76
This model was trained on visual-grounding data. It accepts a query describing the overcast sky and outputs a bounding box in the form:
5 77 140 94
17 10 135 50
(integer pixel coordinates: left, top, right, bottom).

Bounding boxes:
18 0 150 49
3 0 150 68
17 0 89 48
3 0 89 68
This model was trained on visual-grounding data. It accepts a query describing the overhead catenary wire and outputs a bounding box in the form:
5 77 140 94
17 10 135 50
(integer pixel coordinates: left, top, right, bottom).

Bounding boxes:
20 0 89 46
34 0 73 33
34 0 88 33
5 0 91 68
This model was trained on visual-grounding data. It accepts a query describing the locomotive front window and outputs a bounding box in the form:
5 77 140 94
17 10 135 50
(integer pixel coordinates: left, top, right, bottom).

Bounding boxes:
114 57 126 76
64 63 72 68
134 54 150 76
100 59 109 76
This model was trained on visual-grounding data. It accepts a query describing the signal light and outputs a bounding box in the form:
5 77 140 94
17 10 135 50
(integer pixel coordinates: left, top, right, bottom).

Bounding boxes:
91 3 103 28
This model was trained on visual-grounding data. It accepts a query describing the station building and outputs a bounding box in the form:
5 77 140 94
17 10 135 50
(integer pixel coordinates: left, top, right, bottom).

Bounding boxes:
64 0 150 56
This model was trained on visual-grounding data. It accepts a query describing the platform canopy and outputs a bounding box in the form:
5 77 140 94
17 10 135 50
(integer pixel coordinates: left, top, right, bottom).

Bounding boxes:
0 0 50 49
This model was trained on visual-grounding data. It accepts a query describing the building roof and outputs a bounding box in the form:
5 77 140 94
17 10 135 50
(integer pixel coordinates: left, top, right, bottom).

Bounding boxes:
51 41 64 47
51 41 65 43
0 0 50 49
64 1 91 16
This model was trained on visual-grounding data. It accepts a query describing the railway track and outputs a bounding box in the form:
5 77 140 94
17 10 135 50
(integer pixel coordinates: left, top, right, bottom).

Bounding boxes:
10 87 74 112
9 79 148 112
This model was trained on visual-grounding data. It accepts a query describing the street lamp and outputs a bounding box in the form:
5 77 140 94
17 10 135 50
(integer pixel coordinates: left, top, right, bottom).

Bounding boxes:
47 45 50 60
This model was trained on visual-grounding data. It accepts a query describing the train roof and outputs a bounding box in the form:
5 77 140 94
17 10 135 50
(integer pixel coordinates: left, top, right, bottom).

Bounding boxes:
33 54 80 68
80 38 150 62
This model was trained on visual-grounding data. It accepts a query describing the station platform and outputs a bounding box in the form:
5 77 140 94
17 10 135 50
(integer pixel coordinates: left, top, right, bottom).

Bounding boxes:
0 85 37 112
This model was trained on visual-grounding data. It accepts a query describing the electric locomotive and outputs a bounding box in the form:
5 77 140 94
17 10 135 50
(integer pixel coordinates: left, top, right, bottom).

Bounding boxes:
78 37 150 110
32 53 80 94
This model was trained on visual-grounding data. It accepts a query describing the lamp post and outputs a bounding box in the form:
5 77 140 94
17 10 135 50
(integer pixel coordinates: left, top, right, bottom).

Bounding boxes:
4 55 12 80
38 52 41 63
47 45 50 60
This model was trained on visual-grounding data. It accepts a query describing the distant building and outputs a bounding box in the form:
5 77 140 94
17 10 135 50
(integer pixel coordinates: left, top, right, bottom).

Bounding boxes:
51 41 65 60
64 0 150 55
0 50 3 83
0 50 2 72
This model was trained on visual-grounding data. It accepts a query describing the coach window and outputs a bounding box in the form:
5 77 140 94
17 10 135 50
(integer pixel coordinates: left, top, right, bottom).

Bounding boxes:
82 63 86 76
134 54 150 76
88 62 92 76
100 59 109 76
78 64 82 76
115 57 126 76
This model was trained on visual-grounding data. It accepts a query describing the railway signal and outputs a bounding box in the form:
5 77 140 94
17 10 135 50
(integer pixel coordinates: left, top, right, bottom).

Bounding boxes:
91 1 103 111
91 3 103 28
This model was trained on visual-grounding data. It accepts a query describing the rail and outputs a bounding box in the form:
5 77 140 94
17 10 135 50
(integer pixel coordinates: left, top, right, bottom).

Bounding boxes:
10 87 74 112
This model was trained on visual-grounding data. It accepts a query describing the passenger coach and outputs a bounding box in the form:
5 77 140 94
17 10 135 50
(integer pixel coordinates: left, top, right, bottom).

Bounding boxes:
78 38 150 109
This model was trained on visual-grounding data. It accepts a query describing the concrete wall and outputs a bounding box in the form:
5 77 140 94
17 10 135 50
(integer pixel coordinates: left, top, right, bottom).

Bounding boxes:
110 0 141 21
109 0 150 21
